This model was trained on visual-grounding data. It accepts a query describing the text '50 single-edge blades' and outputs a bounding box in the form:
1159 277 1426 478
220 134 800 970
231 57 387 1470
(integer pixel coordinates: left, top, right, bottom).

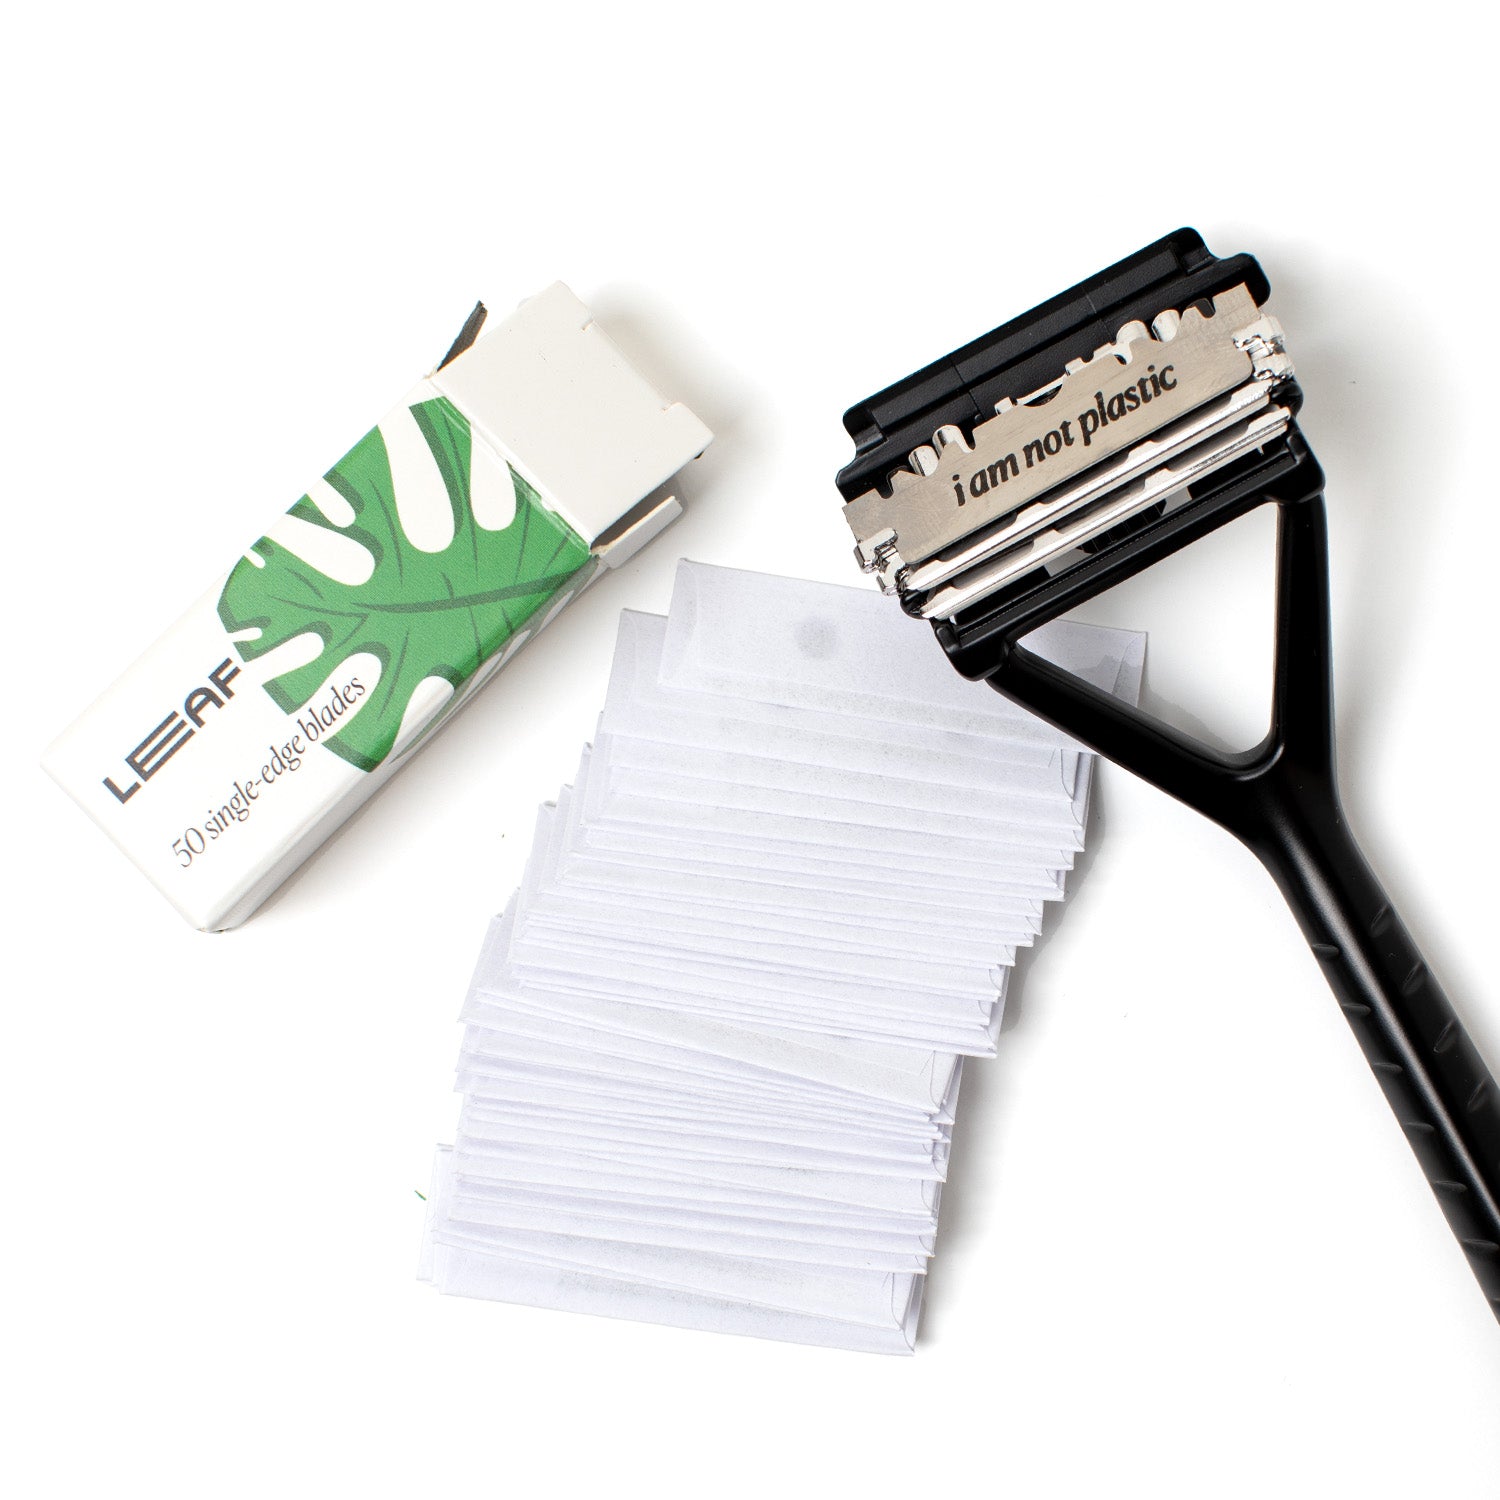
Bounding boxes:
836 228 1500 1322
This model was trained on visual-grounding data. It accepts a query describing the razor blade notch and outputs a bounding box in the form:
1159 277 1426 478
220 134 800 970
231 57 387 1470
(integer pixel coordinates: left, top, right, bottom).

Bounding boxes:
838 231 1500 1321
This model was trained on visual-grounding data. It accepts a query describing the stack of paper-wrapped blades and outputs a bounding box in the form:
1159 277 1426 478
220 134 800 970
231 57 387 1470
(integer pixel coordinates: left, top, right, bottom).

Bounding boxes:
421 562 1144 1352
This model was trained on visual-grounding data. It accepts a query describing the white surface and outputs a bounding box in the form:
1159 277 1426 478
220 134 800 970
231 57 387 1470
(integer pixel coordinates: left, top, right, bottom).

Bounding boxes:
3 3 1498 1495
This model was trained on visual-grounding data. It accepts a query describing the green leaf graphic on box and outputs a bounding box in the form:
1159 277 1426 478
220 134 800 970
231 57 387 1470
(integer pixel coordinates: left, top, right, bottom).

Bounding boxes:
217 396 590 772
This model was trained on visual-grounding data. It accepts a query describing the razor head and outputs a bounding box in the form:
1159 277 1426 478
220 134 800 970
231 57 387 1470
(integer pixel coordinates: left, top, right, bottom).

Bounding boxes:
837 230 1321 672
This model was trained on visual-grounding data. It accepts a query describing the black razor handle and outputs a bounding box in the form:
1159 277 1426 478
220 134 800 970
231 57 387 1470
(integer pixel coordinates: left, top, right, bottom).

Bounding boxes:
963 486 1500 1317
843 229 1500 1318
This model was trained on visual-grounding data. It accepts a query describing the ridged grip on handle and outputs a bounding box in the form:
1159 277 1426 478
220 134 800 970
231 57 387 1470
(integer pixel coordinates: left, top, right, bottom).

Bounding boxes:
1256 796 1500 1311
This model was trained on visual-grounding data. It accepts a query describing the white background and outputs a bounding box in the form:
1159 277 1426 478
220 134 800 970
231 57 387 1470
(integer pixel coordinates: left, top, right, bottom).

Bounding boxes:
4 3 1498 1495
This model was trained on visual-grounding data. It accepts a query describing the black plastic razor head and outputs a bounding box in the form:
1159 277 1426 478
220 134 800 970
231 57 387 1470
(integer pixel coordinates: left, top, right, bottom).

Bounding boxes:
837 229 1268 498
835 228 1321 680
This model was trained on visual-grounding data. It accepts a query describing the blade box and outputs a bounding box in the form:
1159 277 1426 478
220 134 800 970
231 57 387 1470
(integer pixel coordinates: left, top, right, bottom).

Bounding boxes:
44 285 711 931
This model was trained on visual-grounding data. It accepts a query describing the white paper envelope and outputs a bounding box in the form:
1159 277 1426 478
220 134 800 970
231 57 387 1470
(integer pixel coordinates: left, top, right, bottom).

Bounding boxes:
449 1134 955 1216
531 854 1048 950
422 1151 924 1352
427 1241 923 1354
454 1109 951 1183
558 772 1061 918
514 912 1019 989
572 813 1066 906
448 1173 939 1254
659 561 1145 735
455 1008 937 1117
453 1026 954 1134
488 914 1007 1047
588 759 1091 849
458 1096 948 1171
439 1189 933 1272
489 972 1004 1055
579 774 1083 867
481 950 1004 1055
603 609 1081 792
521 901 1016 970
598 728 1085 822
457 1091 948 1171
509 887 1015 1004
441 1219 928 1327
466 913 962 1110
556 811 1068 924
544 813 1067 936
455 1085 949 1176
449 1158 940 1231
452 1029 947 1123
568 756 1077 891
455 1030 955 1130
484 896 1005 1044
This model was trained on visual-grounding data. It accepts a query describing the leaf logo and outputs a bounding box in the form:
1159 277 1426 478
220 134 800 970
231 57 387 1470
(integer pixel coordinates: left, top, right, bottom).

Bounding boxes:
217 396 591 772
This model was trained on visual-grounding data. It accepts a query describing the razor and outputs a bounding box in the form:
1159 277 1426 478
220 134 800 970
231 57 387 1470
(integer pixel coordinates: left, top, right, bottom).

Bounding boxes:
835 229 1500 1319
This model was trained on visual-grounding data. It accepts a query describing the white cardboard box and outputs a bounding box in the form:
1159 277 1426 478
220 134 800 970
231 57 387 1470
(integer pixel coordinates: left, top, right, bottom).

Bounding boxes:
44 285 710 930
